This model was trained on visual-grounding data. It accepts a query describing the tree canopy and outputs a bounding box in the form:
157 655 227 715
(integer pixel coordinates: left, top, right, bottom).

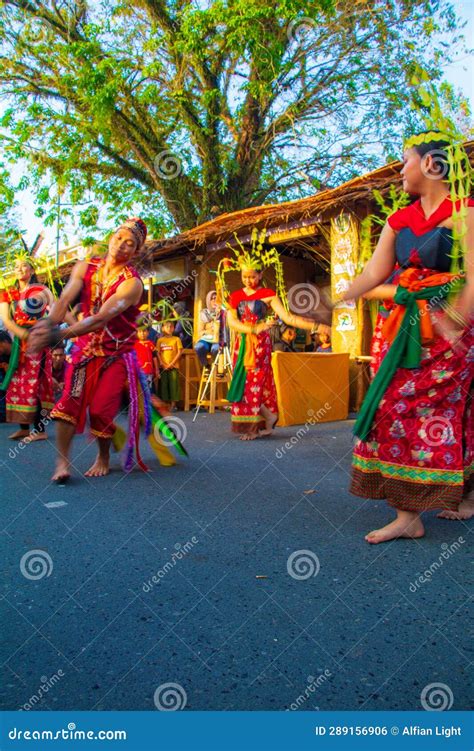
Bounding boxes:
0 0 470 239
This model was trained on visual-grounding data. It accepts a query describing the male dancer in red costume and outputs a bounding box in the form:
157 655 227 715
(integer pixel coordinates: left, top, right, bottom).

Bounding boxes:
28 218 147 482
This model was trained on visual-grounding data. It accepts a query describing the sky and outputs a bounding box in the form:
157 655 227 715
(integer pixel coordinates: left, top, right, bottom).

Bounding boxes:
7 0 474 253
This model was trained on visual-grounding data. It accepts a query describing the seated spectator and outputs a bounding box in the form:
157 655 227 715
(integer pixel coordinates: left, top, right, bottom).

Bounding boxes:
134 326 159 390
195 290 224 367
273 324 297 353
51 345 67 399
316 331 332 352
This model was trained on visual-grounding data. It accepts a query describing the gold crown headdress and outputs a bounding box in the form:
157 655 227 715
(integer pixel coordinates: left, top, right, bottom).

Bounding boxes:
216 228 289 311
405 70 473 274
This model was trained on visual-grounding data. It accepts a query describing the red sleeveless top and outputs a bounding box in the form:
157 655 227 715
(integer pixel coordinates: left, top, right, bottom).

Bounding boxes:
80 257 142 357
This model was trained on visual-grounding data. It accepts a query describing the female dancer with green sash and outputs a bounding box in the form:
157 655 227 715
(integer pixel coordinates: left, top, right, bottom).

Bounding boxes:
341 132 473 543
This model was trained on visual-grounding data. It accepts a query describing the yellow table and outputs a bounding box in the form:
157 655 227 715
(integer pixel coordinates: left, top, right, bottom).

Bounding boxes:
271 351 349 427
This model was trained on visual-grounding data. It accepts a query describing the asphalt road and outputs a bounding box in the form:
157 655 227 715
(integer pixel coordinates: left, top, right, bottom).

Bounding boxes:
1 411 472 712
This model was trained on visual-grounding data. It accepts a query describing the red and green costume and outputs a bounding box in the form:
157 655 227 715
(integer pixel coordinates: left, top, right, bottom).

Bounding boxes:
52 257 186 469
351 198 474 511
0 285 53 423
227 288 278 434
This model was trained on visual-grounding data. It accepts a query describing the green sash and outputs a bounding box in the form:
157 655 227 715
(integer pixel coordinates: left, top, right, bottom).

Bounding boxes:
227 335 247 403
354 283 450 441
0 336 20 391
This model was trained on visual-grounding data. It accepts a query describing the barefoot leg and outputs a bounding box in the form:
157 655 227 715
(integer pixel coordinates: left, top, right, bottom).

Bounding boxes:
51 420 75 482
258 405 278 437
84 437 111 477
365 509 425 545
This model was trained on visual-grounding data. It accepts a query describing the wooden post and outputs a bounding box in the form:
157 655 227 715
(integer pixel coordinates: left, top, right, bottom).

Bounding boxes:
330 212 362 357
147 277 153 311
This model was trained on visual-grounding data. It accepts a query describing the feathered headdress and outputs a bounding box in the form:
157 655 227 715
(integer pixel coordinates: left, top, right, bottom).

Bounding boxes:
216 228 288 311
405 70 473 274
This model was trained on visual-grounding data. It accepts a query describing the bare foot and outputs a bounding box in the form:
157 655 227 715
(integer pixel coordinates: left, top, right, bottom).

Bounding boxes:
84 456 110 477
239 432 259 441
51 458 70 484
258 414 278 437
437 495 474 521
24 432 48 443
9 429 30 440
365 515 425 544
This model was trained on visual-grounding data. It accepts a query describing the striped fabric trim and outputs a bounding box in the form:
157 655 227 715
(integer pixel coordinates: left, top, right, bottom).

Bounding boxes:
50 409 77 425
231 414 262 423
352 454 463 486
90 428 115 438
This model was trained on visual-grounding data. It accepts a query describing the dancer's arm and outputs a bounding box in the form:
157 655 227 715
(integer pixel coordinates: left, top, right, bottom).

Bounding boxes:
362 284 397 301
269 295 331 338
340 223 396 302
28 276 142 351
0 302 28 340
226 307 275 335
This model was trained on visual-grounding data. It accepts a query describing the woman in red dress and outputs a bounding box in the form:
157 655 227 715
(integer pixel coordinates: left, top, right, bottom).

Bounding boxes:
341 132 474 543
226 264 330 440
0 258 54 441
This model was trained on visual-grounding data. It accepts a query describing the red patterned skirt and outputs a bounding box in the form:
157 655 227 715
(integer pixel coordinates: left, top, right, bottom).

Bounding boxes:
231 331 278 434
351 320 474 512
6 347 53 424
